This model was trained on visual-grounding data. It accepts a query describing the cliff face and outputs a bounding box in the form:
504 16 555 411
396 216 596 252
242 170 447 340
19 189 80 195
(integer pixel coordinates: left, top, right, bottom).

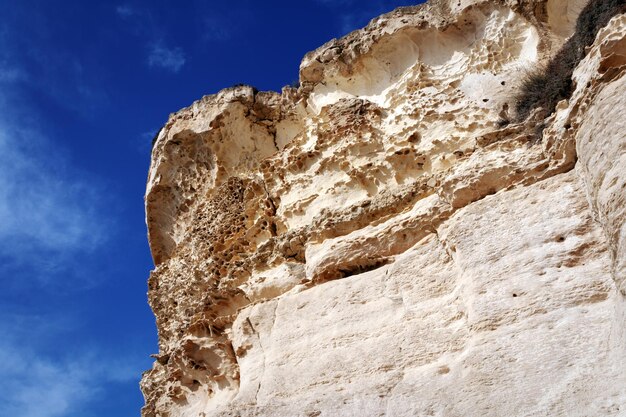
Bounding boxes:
141 1 626 416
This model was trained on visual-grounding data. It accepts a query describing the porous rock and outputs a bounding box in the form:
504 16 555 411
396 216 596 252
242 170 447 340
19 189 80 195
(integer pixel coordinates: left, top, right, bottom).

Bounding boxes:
141 1 626 416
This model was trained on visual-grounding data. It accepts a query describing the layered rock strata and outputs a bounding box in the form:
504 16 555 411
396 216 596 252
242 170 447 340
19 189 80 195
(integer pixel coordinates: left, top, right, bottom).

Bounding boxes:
141 0 626 415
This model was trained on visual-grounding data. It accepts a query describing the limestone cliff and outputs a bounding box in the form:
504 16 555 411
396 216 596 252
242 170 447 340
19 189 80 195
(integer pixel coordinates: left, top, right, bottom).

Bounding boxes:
141 0 626 415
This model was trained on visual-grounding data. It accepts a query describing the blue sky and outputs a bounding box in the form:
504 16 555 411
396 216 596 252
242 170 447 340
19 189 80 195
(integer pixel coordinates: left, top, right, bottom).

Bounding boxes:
0 1 422 415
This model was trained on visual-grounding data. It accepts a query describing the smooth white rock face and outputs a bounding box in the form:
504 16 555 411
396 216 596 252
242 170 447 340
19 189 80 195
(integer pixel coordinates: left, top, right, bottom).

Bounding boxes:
141 1 626 416
225 171 622 417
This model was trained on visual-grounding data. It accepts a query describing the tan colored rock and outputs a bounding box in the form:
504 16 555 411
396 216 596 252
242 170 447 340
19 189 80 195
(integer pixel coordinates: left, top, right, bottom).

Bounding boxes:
141 1 626 416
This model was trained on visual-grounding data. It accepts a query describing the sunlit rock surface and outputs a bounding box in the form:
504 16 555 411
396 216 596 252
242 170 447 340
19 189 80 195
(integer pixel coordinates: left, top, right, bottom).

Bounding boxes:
141 1 626 415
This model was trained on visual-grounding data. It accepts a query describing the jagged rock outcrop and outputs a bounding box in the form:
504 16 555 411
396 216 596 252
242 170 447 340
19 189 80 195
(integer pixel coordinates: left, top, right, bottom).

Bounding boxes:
141 0 626 415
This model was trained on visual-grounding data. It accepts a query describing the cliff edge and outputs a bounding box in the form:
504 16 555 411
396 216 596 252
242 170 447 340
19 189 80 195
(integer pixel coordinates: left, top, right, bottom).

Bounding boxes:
142 0 626 415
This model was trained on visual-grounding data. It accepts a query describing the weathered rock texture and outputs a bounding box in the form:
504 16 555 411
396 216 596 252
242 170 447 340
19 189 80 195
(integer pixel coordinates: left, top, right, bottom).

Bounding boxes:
141 0 626 415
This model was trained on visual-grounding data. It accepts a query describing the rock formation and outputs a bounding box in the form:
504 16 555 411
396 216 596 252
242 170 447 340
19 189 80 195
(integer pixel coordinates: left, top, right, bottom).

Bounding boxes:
141 0 626 415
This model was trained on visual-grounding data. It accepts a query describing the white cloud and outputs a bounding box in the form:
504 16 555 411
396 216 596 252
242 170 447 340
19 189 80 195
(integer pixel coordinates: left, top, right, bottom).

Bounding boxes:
0 10 146 416
148 42 186 72
0 346 95 417
0 318 143 417
0 99 108 287
0 129 104 251
114 5 187 72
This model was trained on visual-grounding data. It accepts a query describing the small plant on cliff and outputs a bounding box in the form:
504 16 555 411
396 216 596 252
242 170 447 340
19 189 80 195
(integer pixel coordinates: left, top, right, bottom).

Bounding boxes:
514 0 625 121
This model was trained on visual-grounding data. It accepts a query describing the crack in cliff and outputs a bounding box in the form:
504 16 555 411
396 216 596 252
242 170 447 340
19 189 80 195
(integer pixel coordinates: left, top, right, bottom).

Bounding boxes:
244 316 265 404
244 300 279 405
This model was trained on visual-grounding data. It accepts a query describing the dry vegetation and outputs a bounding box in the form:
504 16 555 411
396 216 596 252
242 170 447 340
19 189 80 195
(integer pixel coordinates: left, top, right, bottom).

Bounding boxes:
515 0 625 121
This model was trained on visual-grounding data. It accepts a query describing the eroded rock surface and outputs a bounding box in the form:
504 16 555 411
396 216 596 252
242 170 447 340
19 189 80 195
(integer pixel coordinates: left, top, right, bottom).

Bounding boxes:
141 1 626 416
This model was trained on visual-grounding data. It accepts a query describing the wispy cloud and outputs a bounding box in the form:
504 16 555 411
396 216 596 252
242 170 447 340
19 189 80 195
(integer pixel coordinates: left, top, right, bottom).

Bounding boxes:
0 347 95 417
339 12 368 35
115 4 135 19
314 0 403 35
0 7 151 416
201 16 233 42
0 12 107 118
135 129 157 154
0 93 109 289
0 62 23 83
0 317 144 417
0 93 143 417
0 131 103 254
148 42 186 72
115 5 187 72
